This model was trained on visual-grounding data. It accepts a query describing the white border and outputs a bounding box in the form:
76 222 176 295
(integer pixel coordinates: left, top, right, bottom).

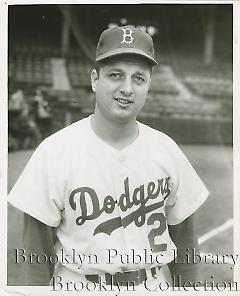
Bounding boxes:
3 0 238 4
0 0 8 293
1 1 238 295
233 0 240 286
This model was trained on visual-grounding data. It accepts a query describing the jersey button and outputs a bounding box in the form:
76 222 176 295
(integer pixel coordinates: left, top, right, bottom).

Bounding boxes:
119 155 126 162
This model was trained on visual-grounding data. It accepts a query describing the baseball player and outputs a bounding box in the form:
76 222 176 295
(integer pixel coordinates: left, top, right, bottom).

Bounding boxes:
8 25 209 290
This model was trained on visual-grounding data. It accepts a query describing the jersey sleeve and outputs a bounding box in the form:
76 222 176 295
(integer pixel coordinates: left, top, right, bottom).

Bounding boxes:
8 140 65 227
165 143 209 225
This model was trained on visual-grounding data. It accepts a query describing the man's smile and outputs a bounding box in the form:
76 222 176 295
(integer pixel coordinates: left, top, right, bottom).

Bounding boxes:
114 97 134 106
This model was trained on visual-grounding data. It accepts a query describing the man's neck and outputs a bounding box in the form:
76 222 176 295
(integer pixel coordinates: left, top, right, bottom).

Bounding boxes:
90 112 139 150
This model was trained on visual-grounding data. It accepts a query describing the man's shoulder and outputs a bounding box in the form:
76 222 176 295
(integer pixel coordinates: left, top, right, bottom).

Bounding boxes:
37 116 90 152
138 121 177 147
45 116 89 141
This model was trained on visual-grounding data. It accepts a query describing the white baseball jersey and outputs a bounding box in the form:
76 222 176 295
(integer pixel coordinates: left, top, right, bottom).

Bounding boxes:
8 115 209 281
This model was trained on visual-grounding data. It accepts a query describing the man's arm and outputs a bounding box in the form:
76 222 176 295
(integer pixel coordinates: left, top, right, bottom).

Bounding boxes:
23 213 56 285
168 214 201 286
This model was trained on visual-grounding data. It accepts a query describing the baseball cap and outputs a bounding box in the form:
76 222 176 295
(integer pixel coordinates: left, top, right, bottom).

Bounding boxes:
96 25 158 66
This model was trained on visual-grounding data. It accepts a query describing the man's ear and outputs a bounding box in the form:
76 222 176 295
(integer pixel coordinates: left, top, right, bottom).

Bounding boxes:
91 69 99 93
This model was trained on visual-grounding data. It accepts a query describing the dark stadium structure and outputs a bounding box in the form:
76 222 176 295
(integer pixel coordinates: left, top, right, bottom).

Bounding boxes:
8 4 233 149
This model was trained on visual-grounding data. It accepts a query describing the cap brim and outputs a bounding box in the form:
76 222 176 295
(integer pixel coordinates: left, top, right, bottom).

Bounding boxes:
96 48 158 66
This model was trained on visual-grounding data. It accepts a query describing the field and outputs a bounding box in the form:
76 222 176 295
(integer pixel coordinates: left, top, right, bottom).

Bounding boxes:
7 144 233 286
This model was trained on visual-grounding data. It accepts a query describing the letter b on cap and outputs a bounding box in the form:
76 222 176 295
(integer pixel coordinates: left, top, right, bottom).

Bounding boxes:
121 28 134 44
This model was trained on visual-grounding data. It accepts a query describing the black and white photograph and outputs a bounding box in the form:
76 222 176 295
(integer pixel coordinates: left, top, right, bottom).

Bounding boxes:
1 1 239 295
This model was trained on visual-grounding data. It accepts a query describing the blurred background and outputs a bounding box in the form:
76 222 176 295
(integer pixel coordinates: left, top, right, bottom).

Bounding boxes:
8 4 233 287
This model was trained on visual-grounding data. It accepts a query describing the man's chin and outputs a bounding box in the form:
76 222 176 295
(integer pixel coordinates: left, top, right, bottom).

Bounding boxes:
112 112 137 124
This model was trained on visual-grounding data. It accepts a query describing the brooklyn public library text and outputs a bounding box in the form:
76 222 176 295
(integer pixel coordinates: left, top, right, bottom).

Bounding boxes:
14 248 239 269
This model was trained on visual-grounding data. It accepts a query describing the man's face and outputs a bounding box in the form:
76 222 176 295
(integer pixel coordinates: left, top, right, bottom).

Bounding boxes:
91 55 152 124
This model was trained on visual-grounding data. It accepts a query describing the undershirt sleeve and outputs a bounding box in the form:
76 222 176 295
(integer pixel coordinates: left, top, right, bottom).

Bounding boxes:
22 213 56 285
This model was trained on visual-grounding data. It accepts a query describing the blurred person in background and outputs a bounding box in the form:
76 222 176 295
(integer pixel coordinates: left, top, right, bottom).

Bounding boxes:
33 87 53 140
9 89 26 111
9 88 40 150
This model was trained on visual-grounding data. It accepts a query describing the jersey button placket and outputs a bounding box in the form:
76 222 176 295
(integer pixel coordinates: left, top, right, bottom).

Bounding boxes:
118 154 127 179
118 154 132 271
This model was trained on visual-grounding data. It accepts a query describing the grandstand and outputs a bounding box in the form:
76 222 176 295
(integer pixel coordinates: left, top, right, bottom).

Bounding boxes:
8 4 233 147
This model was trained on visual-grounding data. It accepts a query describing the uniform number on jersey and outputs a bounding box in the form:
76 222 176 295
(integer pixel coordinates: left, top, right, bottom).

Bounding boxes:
147 212 167 252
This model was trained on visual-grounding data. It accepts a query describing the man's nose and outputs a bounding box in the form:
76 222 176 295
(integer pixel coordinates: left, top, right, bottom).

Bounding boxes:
120 77 134 96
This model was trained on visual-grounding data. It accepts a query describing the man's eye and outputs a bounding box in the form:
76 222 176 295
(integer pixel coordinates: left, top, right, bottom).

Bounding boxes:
134 76 145 83
109 73 121 79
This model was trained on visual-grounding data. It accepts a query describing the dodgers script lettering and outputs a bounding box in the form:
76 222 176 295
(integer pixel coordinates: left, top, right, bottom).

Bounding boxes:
69 177 171 237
